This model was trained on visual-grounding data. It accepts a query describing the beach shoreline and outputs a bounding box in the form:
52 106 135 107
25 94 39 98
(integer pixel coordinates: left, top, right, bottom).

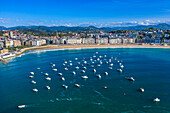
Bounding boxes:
1 44 170 60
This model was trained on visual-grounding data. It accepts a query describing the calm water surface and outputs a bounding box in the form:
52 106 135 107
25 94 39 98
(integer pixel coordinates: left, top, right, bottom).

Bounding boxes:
0 48 170 113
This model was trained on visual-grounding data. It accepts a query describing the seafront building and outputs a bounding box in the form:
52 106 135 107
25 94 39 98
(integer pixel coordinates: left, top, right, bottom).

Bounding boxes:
0 29 170 56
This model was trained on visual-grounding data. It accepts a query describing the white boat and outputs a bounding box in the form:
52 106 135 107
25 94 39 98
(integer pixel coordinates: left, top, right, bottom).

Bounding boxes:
110 63 114 66
108 67 112 70
127 77 135 81
140 88 144 92
46 77 51 81
81 76 88 79
69 60 72 63
33 88 38 92
104 55 107 57
70 63 72 66
100 62 102 64
29 76 34 78
97 58 100 61
109 59 111 62
153 98 160 102
75 84 80 87
37 68 40 70
58 73 63 76
61 77 65 81
53 69 57 71
18 105 26 109
105 72 108 75
81 70 85 73
117 69 122 72
44 73 49 76
84 61 87 64
93 69 96 72
82 67 87 70
97 74 101 79
96 52 98 54
119 63 122 65
62 84 68 89
52 64 55 67
93 56 96 58
97 64 101 67
99 56 102 58
92 62 94 64
77 62 81 64
120 65 124 68
75 66 79 69
105 61 108 64
75 58 78 60
64 67 68 71
72 71 76 75
46 86 50 90
63 63 65 66
30 72 34 75
91 65 94 68
31 80 36 84
64 61 67 64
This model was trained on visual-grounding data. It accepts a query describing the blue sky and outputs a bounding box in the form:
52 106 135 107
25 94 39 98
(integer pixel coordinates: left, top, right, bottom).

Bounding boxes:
0 0 170 27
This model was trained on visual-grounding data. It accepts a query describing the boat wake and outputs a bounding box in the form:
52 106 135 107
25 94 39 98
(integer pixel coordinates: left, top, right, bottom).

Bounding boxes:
94 90 111 102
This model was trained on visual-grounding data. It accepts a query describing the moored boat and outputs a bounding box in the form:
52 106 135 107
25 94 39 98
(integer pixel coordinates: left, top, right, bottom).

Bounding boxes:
18 105 26 109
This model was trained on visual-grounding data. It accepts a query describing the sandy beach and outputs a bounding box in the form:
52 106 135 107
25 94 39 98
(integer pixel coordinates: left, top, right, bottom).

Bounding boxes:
1 44 170 60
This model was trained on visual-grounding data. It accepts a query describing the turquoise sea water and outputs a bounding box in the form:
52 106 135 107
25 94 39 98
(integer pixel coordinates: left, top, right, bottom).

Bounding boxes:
1 48 170 113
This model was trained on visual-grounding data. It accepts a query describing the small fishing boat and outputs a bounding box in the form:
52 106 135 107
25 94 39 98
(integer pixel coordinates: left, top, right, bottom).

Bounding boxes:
81 75 88 79
153 98 160 102
104 55 107 57
52 64 55 67
91 65 94 67
97 64 101 67
63 63 65 66
18 105 26 109
120 65 124 68
46 86 50 90
46 77 51 81
75 66 79 69
64 61 67 64
140 88 144 92
31 80 36 84
82 67 87 70
33 88 38 92
96 52 98 54
30 72 34 75
61 77 65 81
72 71 76 75
109 59 111 62
84 61 87 64
127 77 135 81
58 73 63 76
70 63 72 66
81 70 85 73
100 62 103 64
105 72 108 75
53 69 57 71
97 58 100 61
37 68 40 70
75 84 80 87
92 62 94 64
97 74 101 79
64 67 68 71
44 73 49 76
29 76 34 78
62 84 68 89
77 62 81 64
105 61 108 64
99 56 102 58
69 60 72 63
75 58 78 60
108 67 112 70
93 69 96 72
110 63 114 66
117 69 122 72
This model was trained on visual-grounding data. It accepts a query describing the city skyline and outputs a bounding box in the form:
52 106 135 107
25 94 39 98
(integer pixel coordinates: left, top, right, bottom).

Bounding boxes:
0 0 170 27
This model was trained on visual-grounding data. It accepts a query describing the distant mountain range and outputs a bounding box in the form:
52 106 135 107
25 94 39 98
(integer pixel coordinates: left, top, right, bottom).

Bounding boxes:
0 23 170 32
